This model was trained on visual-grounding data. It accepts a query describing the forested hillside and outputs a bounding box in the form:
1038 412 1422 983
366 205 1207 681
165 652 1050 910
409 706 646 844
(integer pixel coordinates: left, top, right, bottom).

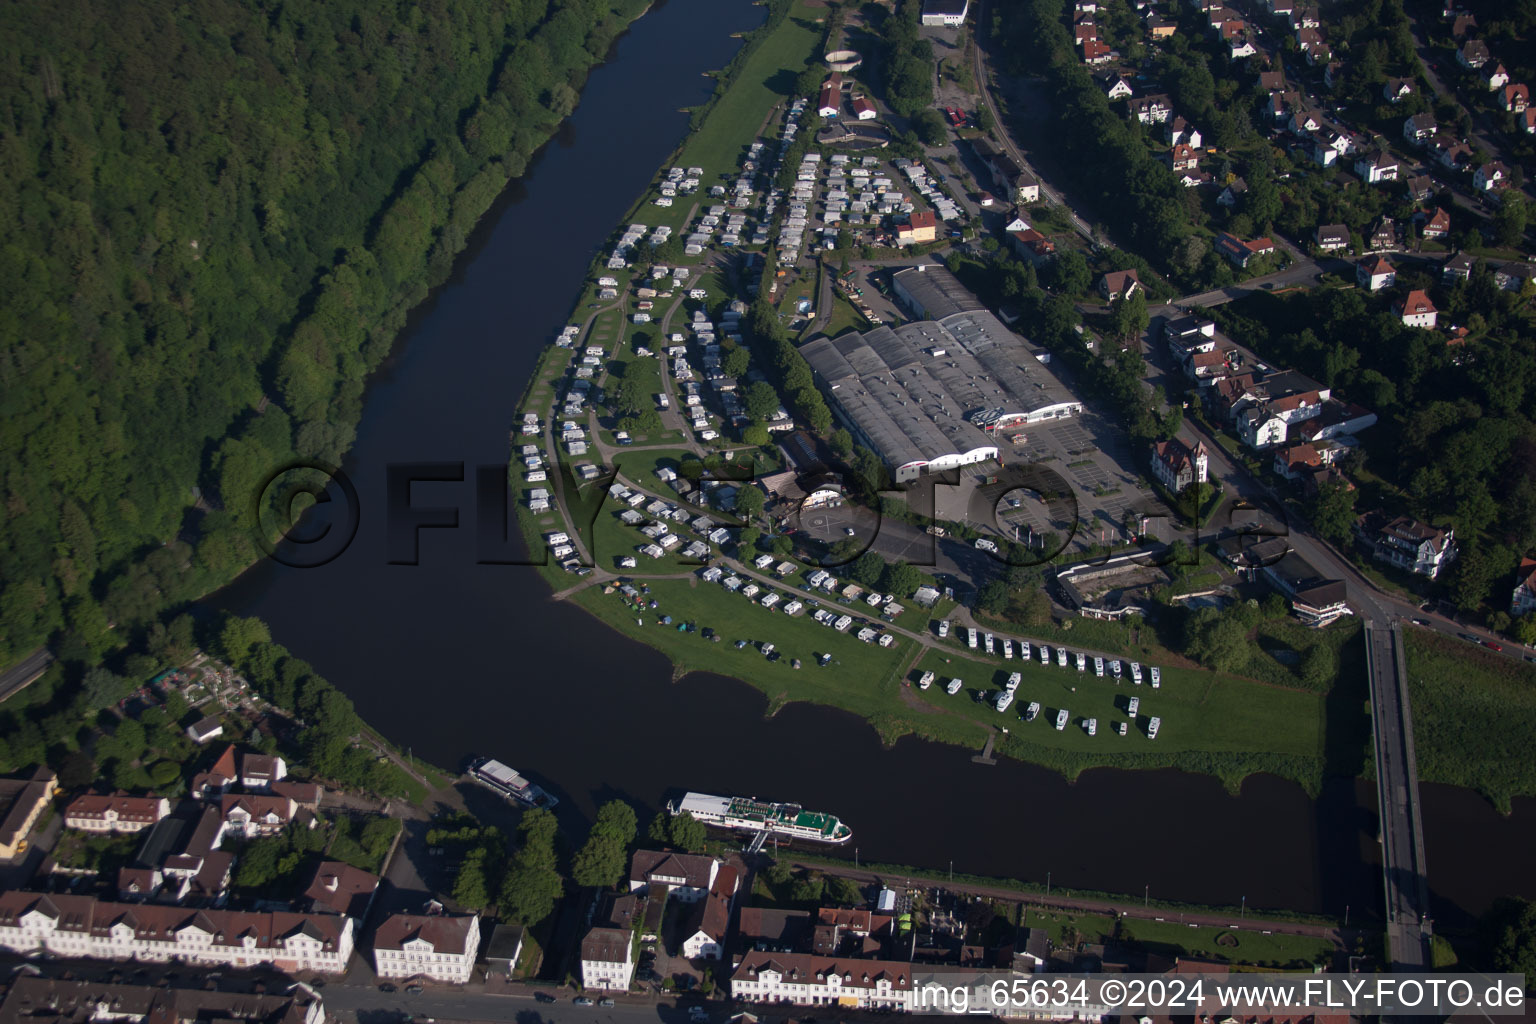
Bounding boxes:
0 0 646 667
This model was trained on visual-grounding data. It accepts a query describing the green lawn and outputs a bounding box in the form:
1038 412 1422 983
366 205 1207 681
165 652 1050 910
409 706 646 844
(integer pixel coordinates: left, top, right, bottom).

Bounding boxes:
1024 910 1334 968
569 576 915 726
673 1 826 181
1405 629 1536 813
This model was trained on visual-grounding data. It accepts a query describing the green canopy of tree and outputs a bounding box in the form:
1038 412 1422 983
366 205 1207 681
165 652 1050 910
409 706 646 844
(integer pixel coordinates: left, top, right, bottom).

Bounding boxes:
0 0 651 668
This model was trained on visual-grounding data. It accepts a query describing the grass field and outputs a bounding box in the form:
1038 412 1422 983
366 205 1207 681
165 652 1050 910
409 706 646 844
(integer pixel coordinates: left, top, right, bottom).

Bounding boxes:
1024 909 1334 968
673 2 827 182
1404 629 1536 812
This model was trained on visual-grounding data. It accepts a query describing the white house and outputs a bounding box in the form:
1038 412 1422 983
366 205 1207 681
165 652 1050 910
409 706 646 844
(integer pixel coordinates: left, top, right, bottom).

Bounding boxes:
1149 438 1209 492
580 927 635 991
1512 557 1536 617
629 851 726 902
373 911 481 984
680 891 731 960
1473 161 1509 193
0 891 353 974
1354 151 1399 183
1357 256 1396 291
64 794 171 834
1395 289 1438 328
732 952 913 1011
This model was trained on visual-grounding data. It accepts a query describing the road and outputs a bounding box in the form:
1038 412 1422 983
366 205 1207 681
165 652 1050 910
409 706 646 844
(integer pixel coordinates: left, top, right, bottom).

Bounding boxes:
1363 624 1432 970
0 647 52 705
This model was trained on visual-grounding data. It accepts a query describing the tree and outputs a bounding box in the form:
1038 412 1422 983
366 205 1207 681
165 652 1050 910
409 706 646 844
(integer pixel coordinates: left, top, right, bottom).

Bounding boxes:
1482 897 1536 981
975 580 1008 616
850 551 885 587
913 109 948 146
668 810 707 852
1307 480 1357 546
745 382 780 422
880 560 921 597
1492 197 1527 249
1451 546 1503 614
1185 607 1251 673
501 808 563 925
55 750 97 789
830 429 854 460
742 425 771 447
79 666 135 714
790 875 825 903
647 811 671 845
219 616 272 666
827 875 863 906
1049 250 1091 297
1111 288 1148 342
722 346 751 378
1299 644 1336 688
735 485 765 519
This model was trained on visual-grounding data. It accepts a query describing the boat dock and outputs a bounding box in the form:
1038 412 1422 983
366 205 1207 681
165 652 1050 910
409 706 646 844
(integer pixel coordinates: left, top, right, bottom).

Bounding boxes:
972 731 998 766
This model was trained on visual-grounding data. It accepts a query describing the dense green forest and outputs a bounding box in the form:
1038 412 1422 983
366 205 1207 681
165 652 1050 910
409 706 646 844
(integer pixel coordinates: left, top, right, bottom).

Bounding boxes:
0 0 648 670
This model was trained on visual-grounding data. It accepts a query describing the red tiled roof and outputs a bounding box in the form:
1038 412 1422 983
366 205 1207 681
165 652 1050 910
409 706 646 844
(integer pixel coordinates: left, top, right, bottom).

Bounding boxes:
374 911 477 953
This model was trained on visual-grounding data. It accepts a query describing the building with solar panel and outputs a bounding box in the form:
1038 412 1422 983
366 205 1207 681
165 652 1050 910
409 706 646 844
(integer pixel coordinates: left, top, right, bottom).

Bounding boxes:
800 265 1082 483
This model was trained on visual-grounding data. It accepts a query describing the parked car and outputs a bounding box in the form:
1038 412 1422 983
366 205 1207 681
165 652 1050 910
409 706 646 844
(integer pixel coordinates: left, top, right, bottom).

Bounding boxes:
574 997 594 1006
534 994 556 1004
378 983 396 993
404 984 424 994
599 998 616 1008
1483 641 1503 652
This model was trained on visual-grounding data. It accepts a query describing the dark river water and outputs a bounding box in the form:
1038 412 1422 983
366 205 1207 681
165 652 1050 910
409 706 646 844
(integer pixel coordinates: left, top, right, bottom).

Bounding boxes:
213 0 1536 924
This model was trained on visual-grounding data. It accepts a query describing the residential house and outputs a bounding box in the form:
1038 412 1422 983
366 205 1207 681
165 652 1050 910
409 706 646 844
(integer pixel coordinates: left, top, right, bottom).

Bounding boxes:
1403 174 1434 202
1217 177 1248 207
1420 207 1451 239
1402 113 1436 144
580 927 635 991
1166 144 1200 172
897 209 937 245
1166 116 1203 148
0 769 57 858
64 794 170 834
1258 70 1287 92
1229 31 1257 58
1098 269 1141 301
1097 71 1133 100
1357 513 1457 578
1383 78 1415 102
1074 20 1098 44
1483 62 1509 91
0 891 354 973
1314 224 1349 251
304 861 380 919
1450 11 1477 37
628 850 726 901
1273 442 1323 480
1186 349 1230 383
1296 26 1325 54
737 908 814 953
1263 0 1294 15
1008 228 1056 263
1294 399 1376 442
1524 108 1536 134
1290 6 1320 28
1323 61 1344 90
219 794 298 840
1147 14 1176 37
1357 255 1396 291
185 717 223 745
1512 557 1536 617
1430 136 1473 172
1395 289 1438 328
1150 439 1209 492
1128 93 1173 124
1504 83 1529 113
1457 39 1489 69
731 952 913 1011
1237 405 1289 448
0 978 327 1024
681 890 733 960
1495 262 1536 292
1442 251 1475 283
1354 150 1399 183
374 910 481 984
851 95 877 120
817 74 841 118
1369 217 1398 249
1215 231 1275 268
239 754 287 791
1164 314 1217 352
1082 38 1113 63
1473 161 1510 193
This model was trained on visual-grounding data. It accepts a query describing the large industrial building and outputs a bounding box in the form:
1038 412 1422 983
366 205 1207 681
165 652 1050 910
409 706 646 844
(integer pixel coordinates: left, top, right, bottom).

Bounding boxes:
801 265 1081 483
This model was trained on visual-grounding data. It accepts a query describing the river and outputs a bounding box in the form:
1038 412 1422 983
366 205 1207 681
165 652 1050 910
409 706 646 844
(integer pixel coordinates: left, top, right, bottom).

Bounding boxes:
212 0 1536 924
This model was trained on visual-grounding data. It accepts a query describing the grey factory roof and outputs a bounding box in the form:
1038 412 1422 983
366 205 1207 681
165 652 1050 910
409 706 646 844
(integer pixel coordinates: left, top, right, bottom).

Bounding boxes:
802 294 1078 474
890 265 986 320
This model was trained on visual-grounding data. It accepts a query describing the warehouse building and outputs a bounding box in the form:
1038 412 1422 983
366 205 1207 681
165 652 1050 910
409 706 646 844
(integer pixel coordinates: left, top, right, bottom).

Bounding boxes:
802 265 1081 484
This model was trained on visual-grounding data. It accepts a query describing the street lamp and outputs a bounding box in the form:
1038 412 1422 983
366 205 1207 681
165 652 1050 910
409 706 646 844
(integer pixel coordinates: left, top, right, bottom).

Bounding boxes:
1241 895 1246 920
1144 885 1149 909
